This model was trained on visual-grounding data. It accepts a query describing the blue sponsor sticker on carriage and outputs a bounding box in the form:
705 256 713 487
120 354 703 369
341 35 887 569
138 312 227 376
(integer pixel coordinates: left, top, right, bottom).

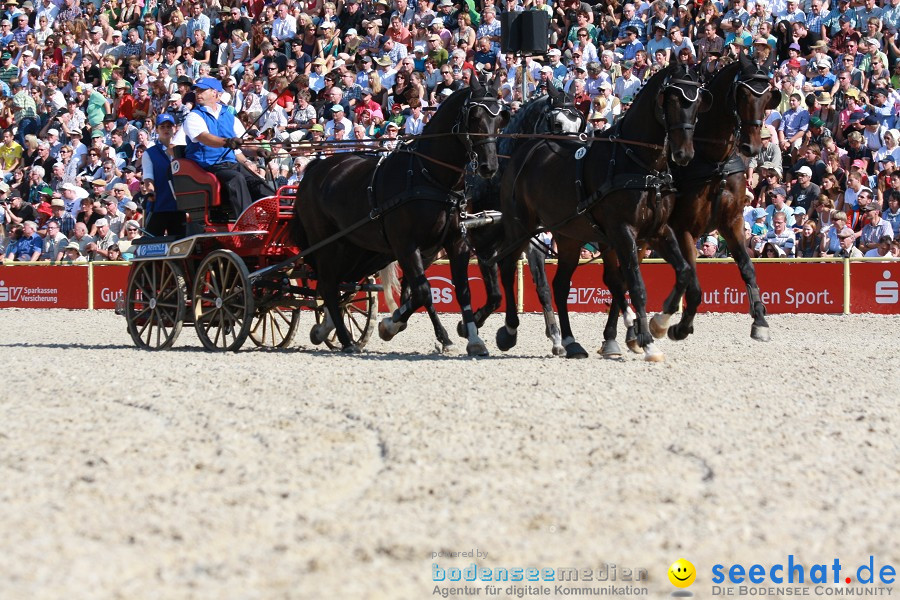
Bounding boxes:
136 243 168 257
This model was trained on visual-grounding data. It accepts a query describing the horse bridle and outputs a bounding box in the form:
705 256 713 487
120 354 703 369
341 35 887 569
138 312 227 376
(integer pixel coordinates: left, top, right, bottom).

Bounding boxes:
656 75 706 134
732 72 776 129
457 92 507 154
543 102 585 134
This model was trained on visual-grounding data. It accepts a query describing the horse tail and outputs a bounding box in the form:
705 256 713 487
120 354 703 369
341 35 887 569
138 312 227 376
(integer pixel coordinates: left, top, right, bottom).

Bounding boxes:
379 261 401 313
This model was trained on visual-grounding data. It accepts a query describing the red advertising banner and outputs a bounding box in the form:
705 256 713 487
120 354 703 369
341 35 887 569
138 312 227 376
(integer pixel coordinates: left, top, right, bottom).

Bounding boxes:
0 265 89 309
92 264 131 309
849 262 900 314
377 262 501 314
694 262 844 314
3 260 898 314
522 262 676 313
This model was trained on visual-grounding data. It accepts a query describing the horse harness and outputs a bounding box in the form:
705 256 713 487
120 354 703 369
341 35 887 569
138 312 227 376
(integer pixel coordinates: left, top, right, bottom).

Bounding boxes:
365 91 501 246
569 74 707 237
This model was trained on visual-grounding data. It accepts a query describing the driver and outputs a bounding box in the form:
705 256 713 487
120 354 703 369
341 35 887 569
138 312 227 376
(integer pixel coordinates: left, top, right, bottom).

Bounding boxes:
182 77 274 218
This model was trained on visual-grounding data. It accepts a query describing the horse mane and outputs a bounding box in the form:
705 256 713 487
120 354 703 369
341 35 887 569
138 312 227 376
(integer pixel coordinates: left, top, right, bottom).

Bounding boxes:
420 86 473 136
499 95 550 157
603 65 681 139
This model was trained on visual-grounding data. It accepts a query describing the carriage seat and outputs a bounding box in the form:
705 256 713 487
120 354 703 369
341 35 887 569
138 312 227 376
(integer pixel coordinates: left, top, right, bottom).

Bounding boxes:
172 158 232 229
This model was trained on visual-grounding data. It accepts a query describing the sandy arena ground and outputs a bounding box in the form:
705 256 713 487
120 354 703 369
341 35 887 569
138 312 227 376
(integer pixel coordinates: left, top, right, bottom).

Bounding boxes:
1 308 898 600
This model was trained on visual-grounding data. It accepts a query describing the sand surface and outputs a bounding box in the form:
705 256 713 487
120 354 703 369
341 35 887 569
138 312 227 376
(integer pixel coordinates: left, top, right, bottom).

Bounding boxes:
1 309 898 600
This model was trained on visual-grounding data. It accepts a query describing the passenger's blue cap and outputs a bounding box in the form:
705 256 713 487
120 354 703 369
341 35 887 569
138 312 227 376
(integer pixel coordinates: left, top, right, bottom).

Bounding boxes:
193 77 223 93
156 113 176 126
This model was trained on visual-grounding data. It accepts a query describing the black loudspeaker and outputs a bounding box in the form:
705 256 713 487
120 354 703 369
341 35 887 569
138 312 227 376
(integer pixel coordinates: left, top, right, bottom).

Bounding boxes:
518 11 549 54
500 12 521 54
500 11 549 54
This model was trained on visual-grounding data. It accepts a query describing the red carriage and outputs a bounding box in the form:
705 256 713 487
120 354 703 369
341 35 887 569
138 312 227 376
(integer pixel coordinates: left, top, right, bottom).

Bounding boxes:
121 158 380 351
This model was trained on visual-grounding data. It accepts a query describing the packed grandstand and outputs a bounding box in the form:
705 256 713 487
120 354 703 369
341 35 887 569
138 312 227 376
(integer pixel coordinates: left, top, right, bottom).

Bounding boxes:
1 0 900 263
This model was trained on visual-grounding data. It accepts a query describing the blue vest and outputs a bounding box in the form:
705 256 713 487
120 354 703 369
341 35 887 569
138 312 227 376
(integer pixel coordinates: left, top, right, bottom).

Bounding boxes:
185 103 238 167
146 143 177 213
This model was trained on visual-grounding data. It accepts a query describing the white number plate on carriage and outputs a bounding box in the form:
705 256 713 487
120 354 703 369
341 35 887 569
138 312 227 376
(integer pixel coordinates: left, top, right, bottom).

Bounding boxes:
136 244 169 258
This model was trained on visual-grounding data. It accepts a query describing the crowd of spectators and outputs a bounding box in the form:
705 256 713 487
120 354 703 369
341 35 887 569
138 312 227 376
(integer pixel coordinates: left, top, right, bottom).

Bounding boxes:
0 0 899 264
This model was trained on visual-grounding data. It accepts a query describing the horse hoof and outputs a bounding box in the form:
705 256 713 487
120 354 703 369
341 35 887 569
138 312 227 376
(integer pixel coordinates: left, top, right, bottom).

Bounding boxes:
456 320 467 338
378 318 406 342
552 345 566 357
565 341 589 359
644 349 666 362
625 326 641 354
310 326 326 345
341 344 361 354
598 340 622 359
466 341 489 357
751 324 771 342
495 327 517 352
667 323 693 341
434 341 458 354
649 315 669 339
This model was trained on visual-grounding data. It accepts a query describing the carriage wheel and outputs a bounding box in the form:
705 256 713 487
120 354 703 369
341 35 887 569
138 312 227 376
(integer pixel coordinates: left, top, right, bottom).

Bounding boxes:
249 306 300 348
125 260 187 350
316 280 378 350
192 249 255 352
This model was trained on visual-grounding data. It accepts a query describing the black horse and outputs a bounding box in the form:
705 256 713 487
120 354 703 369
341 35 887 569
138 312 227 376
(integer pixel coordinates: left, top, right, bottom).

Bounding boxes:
495 64 712 360
598 54 781 357
292 78 509 354
463 84 586 356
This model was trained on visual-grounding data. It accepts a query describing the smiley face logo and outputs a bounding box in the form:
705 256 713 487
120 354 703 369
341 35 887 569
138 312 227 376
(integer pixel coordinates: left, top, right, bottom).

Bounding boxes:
668 559 696 588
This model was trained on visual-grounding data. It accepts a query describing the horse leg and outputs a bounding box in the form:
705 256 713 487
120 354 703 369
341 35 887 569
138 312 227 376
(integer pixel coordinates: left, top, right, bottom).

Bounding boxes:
426 303 456 354
527 243 564 356
320 282 359 352
378 250 429 343
457 256 501 337
650 226 700 341
721 212 770 341
552 237 588 359
597 251 628 358
495 249 522 352
447 237 489 357
309 306 335 344
607 224 664 362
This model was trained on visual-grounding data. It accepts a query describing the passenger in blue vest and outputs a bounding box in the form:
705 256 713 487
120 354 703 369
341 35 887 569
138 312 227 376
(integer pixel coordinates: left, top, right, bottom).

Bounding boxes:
183 77 274 219
141 113 185 238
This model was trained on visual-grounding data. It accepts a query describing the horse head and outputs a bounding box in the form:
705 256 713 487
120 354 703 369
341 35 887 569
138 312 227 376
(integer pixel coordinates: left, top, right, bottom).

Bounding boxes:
734 52 782 156
657 64 712 166
465 76 510 178
545 85 586 134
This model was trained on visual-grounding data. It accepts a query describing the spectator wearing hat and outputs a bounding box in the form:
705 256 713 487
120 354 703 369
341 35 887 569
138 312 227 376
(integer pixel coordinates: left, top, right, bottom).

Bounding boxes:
765 186 796 229
788 166 821 212
860 201 894 251
807 96 839 140
116 219 142 258
749 128 782 184
40 217 67 261
1 190 36 229
792 143 828 185
184 76 274 218
47 196 74 236
84 217 118 260
613 60 641 103
834 225 863 257
60 240 86 263
645 22 673 65
698 234 722 258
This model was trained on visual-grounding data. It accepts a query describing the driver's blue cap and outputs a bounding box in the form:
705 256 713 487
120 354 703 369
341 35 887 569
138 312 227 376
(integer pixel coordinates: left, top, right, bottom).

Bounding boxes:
194 77 223 93
156 113 176 126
